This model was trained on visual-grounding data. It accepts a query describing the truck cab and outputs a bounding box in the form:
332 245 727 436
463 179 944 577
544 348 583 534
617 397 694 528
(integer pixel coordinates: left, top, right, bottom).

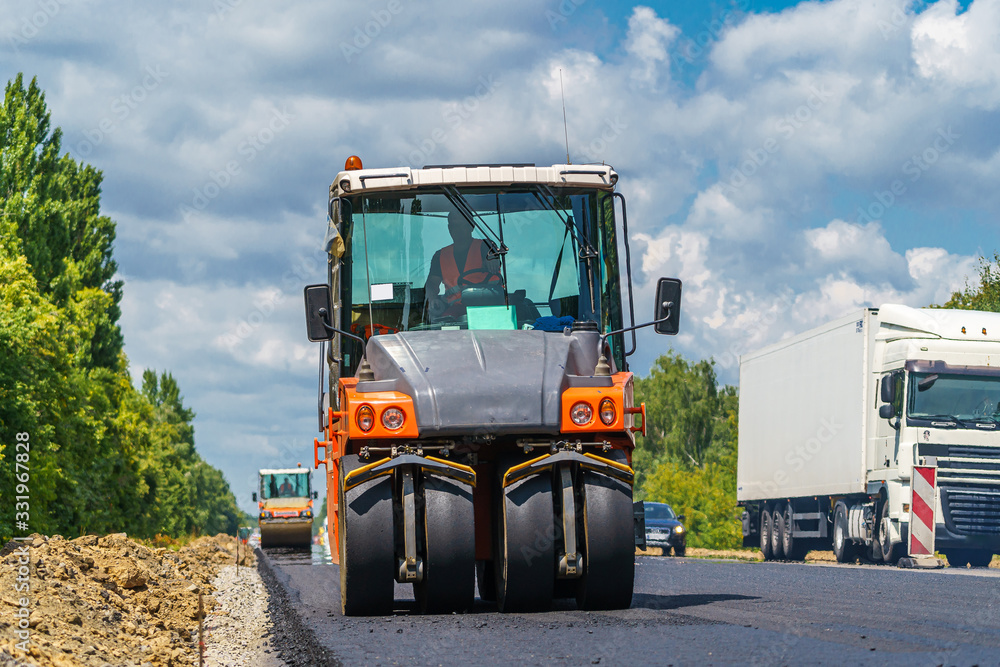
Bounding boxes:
872 305 1000 566
253 467 316 548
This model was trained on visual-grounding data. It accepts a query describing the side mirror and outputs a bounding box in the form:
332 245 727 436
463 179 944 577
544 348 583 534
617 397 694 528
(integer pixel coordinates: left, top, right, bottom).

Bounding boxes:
251 492 257 502
678 514 686 523
304 284 333 342
878 404 895 420
313 491 319 500
653 277 682 335
880 374 896 403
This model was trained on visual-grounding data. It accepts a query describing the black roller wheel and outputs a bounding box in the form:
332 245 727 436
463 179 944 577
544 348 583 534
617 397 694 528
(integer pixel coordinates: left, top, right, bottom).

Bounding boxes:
340 455 395 616
968 550 994 568
833 503 858 564
415 476 475 614
781 502 798 561
772 503 787 560
878 500 905 565
495 473 555 613
476 561 497 602
760 506 774 560
576 470 635 611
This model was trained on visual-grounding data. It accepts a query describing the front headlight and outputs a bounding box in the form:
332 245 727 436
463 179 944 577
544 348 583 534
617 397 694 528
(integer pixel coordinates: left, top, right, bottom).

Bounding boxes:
570 402 594 426
599 398 616 426
301 509 312 518
382 407 405 430
260 511 271 519
357 404 375 432
674 525 685 534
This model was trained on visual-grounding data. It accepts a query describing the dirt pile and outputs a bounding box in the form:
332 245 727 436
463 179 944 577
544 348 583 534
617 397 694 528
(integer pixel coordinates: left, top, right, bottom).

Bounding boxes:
1 533 241 666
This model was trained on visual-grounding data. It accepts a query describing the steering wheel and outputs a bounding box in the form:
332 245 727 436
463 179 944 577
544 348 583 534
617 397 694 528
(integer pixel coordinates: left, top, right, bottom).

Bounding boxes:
973 397 996 418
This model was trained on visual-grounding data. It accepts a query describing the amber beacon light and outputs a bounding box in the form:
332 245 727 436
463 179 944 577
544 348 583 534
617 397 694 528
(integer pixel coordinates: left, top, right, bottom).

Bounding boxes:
345 155 363 170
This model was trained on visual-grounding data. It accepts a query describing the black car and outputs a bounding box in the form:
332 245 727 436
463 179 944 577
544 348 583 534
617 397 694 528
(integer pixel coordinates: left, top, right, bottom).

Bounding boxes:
643 501 686 556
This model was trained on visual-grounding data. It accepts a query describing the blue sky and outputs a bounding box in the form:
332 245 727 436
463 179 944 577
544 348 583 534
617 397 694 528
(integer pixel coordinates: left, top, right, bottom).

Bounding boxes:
2 0 998 513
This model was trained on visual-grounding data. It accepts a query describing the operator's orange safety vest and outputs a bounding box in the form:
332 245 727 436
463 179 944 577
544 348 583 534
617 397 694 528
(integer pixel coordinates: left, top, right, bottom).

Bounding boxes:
440 239 500 304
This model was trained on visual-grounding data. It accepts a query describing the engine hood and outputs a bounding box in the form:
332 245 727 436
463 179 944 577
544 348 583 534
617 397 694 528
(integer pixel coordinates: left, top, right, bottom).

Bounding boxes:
356 329 610 436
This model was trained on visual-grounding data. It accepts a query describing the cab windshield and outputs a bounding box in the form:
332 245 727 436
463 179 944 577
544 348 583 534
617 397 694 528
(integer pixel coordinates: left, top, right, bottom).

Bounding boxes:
260 473 311 499
908 372 1000 426
643 503 676 520
338 187 624 369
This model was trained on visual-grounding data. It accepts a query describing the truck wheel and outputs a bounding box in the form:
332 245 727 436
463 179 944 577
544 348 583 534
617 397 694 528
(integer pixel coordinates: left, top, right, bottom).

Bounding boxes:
945 550 970 568
495 473 555 613
780 503 799 561
833 503 858 563
576 470 635 611
415 476 475 614
968 550 994 568
772 503 787 560
340 456 395 616
760 507 774 560
878 501 905 565
673 544 686 558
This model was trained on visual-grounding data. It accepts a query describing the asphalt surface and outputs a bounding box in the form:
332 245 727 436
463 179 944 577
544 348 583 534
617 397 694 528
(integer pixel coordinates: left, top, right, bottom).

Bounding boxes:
258 546 1000 666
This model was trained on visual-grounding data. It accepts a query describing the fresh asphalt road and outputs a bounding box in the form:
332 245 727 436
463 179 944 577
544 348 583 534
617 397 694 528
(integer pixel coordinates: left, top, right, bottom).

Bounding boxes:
260 548 1000 666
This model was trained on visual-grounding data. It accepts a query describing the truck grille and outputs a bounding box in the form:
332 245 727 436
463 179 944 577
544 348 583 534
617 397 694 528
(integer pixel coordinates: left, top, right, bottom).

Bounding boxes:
941 489 1000 535
934 445 1000 485
929 445 1000 535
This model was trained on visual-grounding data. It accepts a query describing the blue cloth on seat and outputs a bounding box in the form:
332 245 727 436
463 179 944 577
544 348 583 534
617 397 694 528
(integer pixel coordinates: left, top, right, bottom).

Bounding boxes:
532 315 576 332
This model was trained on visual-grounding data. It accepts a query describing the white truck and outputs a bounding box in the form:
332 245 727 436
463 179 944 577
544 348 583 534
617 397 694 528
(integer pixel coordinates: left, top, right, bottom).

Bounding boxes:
738 304 1000 566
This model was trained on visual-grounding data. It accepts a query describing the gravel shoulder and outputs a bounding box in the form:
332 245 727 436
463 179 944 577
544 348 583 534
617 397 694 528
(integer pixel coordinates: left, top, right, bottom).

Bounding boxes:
201 561 284 667
0 533 257 666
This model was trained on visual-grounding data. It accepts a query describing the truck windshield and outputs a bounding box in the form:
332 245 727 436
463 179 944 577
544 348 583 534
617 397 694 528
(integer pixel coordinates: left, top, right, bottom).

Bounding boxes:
260 473 310 499
908 373 1000 425
338 187 624 366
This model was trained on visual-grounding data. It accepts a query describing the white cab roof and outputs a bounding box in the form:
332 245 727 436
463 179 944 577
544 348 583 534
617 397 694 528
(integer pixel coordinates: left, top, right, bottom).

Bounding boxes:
878 303 1000 342
258 468 310 476
330 164 617 198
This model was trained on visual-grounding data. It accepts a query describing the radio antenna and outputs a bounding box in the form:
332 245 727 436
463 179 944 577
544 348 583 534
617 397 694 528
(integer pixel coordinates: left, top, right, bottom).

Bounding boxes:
560 68 570 164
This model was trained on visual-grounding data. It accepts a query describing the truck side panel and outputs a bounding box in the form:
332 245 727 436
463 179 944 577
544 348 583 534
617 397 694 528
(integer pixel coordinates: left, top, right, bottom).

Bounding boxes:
737 311 870 501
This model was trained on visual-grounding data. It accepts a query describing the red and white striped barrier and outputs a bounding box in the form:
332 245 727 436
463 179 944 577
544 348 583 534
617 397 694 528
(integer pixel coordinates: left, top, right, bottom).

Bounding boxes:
908 465 937 557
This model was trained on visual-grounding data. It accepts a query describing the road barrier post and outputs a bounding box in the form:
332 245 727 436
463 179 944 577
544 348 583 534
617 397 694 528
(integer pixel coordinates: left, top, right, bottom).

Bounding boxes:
899 465 945 569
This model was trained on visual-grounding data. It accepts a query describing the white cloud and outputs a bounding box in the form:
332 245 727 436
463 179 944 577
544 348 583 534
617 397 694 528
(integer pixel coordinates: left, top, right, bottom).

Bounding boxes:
912 0 1000 108
5 0 999 508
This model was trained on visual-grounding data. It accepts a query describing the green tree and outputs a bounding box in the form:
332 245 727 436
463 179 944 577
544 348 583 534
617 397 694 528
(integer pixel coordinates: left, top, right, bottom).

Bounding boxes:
632 351 725 482
939 252 1000 312
1 74 239 542
633 351 742 549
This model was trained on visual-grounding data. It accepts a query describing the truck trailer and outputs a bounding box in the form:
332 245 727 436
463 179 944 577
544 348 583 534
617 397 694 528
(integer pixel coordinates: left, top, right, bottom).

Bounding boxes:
303 158 681 615
738 305 1000 566
253 466 317 548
